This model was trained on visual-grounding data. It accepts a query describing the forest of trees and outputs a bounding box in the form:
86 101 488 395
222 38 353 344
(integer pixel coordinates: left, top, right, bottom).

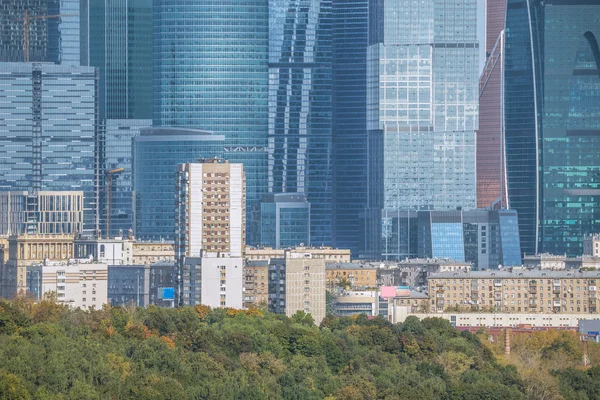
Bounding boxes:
0 298 597 399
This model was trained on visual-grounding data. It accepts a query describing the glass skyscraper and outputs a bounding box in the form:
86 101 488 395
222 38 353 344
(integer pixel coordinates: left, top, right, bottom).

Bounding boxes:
504 0 600 256
331 0 369 257
0 62 98 232
81 0 153 120
268 0 333 246
104 119 151 238
0 0 80 65
133 128 225 241
365 0 479 259
477 0 507 209
153 1 269 245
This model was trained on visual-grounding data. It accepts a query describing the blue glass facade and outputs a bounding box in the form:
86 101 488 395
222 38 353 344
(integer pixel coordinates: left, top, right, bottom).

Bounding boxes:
83 0 153 119
365 0 479 260
0 63 98 232
133 128 225 241
0 0 80 65
504 0 600 256
331 0 369 256
380 210 521 269
503 0 540 257
499 212 522 267
431 223 466 262
108 265 148 307
104 119 151 238
260 193 310 248
268 0 332 246
153 1 269 245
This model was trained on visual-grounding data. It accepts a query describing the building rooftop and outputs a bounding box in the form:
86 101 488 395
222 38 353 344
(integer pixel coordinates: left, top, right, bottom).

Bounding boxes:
246 260 269 267
326 262 377 270
430 269 600 279
149 261 175 267
397 258 471 266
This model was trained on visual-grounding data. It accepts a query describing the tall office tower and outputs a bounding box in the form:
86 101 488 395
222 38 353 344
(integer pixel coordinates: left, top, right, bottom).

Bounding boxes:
103 119 151 238
80 0 153 120
0 63 98 233
331 0 369 257
80 0 153 238
175 160 245 308
0 0 80 65
132 128 225 241
477 0 507 208
268 0 332 246
365 0 479 260
504 0 600 257
153 0 269 245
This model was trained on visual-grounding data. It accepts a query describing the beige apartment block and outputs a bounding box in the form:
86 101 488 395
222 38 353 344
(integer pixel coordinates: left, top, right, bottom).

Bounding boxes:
243 260 269 308
246 246 350 262
128 241 175 266
326 262 378 290
284 257 326 325
429 270 600 314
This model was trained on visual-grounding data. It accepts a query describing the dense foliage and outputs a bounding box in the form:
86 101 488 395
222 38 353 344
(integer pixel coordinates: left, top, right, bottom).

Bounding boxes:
0 299 527 399
482 328 600 400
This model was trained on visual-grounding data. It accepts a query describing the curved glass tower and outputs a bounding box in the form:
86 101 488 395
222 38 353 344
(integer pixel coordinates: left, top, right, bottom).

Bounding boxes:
153 1 269 244
268 0 332 246
504 0 600 256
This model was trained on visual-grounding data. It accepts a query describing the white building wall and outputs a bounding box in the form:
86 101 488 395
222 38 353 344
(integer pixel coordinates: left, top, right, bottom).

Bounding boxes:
229 164 244 257
391 311 600 328
200 256 243 308
97 241 124 264
41 263 108 309
188 164 204 257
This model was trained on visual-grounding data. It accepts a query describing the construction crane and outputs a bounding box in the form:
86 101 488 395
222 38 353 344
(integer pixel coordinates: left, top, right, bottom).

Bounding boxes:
13 10 78 62
106 168 125 238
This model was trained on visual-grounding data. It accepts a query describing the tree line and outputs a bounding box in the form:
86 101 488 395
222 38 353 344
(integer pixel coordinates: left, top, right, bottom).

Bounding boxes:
0 298 595 399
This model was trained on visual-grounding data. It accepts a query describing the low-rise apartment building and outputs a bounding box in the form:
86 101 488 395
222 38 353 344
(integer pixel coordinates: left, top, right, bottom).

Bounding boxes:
333 290 379 317
429 270 600 314
390 311 600 328
246 246 350 263
244 260 269 308
326 262 377 290
268 256 326 324
26 261 108 309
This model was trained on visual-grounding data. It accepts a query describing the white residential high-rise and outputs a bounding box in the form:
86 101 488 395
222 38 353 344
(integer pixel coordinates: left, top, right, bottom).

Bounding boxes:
175 159 246 308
